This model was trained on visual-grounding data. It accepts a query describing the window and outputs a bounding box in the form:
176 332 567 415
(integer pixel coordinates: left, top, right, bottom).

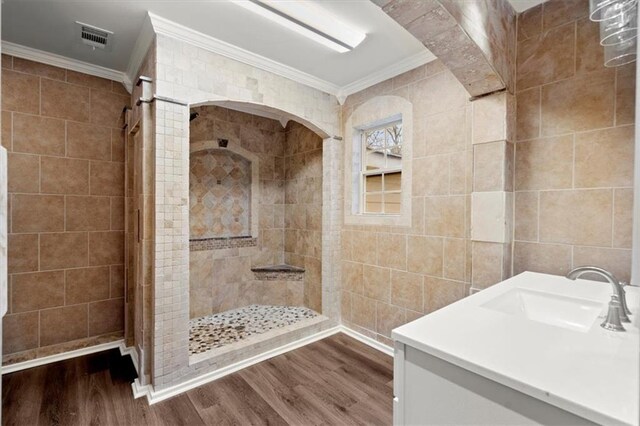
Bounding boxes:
361 121 402 215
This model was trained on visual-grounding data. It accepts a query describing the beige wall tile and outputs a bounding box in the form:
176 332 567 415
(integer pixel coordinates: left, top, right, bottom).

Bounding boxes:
424 277 465 313
40 232 88 270
41 157 90 195
110 197 125 231
574 126 634 188
516 87 541 141
363 264 391 302
41 78 90 122
65 266 110 305
413 155 449 196
474 141 506 191
542 0 588 32
572 246 632 282
8 233 39 273
516 23 575 92
425 108 466 155
40 304 88 346
576 17 604 75
2 70 39 114
12 194 64 233
89 231 124 265
443 238 466 282
109 262 124 297
390 269 423 312
515 135 573 190
616 64 635 126
539 189 613 246
67 122 112 161
12 271 64 313
513 241 572 275
472 93 507 144
90 90 128 128
66 70 112 91
65 196 111 231
514 191 539 242
518 4 542 41
376 233 407 270
351 294 376 330
376 302 405 337
351 231 377 265
2 111 12 151
8 153 39 193
341 291 351 322
13 58 66 80
540 69 615 136
471 191 509 243
12 113 65 156
342 261 363 295
613 188 633 249
3 312 39 354
90 161 124 196
471 242 504 288
407 236 443 276
89 298 124 336
425 196 465 238
111 128 125 162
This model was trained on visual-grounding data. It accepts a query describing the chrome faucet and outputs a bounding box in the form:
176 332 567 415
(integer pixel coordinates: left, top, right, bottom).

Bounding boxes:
566 266 632 332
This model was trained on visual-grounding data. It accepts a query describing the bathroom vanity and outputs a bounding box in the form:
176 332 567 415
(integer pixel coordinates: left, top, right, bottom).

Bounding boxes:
392 272 639 426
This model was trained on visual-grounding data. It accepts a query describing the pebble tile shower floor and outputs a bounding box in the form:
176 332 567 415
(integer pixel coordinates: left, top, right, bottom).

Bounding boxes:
189 304 319 355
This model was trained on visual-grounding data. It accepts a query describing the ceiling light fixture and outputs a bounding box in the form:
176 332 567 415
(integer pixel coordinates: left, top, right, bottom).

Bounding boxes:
233 0 366 53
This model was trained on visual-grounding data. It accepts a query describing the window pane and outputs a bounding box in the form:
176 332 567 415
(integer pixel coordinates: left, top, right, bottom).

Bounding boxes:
365 148 386 170
365 192 383 213
365 174 382 192
384 192 401 214
365 129 386 150
384 172 402 191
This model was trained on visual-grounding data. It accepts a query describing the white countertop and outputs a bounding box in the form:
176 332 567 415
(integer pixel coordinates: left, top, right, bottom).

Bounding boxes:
392 271 640 426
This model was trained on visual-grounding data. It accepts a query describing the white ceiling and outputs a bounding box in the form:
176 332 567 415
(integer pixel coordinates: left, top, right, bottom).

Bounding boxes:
1 0 546 93
2 0 431 89
508 0 546 12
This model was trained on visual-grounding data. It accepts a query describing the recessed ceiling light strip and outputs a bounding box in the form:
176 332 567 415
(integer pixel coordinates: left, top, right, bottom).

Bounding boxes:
247 0 354 51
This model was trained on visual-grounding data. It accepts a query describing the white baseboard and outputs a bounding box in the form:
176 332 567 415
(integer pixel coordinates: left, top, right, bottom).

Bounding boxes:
135 325 343 404
1 340 124 375
339 326 395 357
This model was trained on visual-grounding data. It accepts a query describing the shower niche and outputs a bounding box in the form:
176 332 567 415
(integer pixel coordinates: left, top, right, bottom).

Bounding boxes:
188 104 328 364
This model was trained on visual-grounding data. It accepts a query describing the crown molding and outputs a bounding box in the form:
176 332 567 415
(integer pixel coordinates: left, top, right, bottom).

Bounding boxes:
337 49 436 102
126 13 155 89
1 41 131 92
148 12 341 97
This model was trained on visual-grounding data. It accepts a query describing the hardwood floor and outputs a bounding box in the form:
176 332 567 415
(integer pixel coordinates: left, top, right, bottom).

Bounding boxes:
2 333 393 425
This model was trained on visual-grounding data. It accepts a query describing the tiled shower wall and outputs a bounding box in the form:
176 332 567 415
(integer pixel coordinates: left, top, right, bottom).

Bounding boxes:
341 60 474 346
284 121 323 313
1 56 129 361
513 0 635 282
189 105 286 318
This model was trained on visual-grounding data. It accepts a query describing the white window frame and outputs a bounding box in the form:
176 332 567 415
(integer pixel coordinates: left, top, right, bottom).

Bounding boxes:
359 120 403 216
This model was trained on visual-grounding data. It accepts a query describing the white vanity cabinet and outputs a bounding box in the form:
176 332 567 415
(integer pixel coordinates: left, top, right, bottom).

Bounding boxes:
392 341 595 425
391 272 639 426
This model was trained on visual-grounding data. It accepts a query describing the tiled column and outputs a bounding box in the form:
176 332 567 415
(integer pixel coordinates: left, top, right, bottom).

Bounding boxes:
152 98 191 388
321 137 343 321
470 92 515 290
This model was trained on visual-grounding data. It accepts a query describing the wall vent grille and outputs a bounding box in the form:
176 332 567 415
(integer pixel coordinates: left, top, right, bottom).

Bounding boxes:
75 22 113 50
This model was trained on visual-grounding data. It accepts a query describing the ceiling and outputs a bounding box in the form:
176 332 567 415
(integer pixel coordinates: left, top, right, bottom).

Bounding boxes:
1 0 544 94
509 0 546 12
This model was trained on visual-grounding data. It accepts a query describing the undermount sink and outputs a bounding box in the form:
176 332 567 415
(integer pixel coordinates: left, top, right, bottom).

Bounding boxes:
482 288 603 332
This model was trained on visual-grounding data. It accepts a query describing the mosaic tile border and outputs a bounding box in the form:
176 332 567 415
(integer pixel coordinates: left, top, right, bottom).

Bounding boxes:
189 236 257 251
251 264 305 281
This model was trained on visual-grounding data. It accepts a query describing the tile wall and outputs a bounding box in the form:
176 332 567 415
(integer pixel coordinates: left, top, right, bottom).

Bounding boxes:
283 121 323 313
514 0 635 282
1 55 130 361
340 60 474 346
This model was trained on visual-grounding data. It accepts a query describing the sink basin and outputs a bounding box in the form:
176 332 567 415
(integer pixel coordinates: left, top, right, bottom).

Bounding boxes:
482 288 603 332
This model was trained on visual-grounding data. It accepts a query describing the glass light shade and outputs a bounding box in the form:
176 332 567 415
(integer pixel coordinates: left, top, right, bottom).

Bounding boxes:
600 3 638 45
590 0 638 21
604 36 637 66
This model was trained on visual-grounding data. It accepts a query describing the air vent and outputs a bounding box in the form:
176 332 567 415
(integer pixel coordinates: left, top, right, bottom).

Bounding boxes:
75 21 113 51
